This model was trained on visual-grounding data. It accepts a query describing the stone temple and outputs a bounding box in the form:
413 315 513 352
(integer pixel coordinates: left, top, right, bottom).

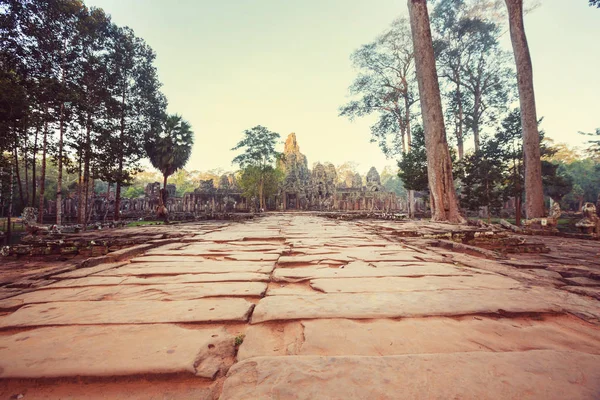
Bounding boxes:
276 133 399 211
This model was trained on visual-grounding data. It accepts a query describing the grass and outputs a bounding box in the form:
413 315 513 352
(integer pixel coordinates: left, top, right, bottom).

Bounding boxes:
234 334 245 347
126 220 165 227
0 218 26 233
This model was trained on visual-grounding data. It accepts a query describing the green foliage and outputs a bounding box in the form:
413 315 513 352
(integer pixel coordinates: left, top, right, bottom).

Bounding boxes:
0 0 168 220
123 186 145 199
380 166 407 197
231 126 281 168
431 0 515 151
339 18 417 157
456 147 505 214
237 165 283 205
234 334 245 347
580 128 600 158
171 169 199 197
232 126 281 209
559 159 600 209
542 161 573 203
145 114 194 187
397 127 429 192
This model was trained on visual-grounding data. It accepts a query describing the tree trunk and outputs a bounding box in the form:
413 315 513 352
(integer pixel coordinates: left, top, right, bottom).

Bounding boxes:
56 101 65 226
455 78 465 160
408 0 465 223
82 116 92 225
114 180 121 221
473 94 481 152
104 182 111 222
22 119 30 207
85 178 94 226
403 93 412 148
6 162 14 245
505 0 545 219
259 176 264 211
38 116 48 224
31 123 39 207
515 195 522 226
114 87 126 221
13 144 24 208
77 142 83 224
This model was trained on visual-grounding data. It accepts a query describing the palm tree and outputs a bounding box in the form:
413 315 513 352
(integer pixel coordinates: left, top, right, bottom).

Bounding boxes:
145 114 194 201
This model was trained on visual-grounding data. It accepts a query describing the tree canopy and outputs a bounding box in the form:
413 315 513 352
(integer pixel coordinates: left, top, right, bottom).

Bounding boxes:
145 114 194 189
231 126 281 210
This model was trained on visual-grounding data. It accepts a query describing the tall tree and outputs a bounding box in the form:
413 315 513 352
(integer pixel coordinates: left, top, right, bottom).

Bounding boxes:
340 17 417 157
581 128 600 158
145 114 194 191
231 126 281 211
100 25 166 220
505 0 545 218
432 0 514 157
407 0 465 223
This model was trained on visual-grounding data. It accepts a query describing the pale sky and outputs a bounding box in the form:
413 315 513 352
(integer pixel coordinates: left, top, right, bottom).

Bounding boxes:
86 0 599 174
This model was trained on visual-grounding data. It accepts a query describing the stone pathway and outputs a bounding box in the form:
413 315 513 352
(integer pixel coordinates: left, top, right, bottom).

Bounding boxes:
1 214 599 399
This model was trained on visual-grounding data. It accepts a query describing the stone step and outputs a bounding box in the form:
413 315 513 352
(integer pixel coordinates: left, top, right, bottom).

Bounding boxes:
2 282 267 307
45 272 270 288
0 298 254 328
0 325 234 379
251 289 562 323
220 351 600 400
309 274 521 293
239 316 600 360
273 263 474 282
94 261 275 276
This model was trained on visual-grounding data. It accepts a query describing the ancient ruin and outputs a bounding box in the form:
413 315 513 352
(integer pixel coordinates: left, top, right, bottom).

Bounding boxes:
277 133 399 211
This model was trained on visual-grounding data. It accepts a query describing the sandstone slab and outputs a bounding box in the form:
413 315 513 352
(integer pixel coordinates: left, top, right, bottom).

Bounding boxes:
46 272 270 288
0 298 254 328
564 277 600 287
251 289 562 323
0 325 234 379
94 261 275 276
4 282 267 305
221 352 600 400
273 264 472 282
310 275 521 293
52 262 128 279
277 254 350 265
239 316 600 360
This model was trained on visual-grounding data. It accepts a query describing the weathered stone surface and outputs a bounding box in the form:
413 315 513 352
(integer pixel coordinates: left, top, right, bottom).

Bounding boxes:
266 283 318 296
142 243 190 255
563 286 600 300
273 263 473 282
46 272 270 288
221 351 600 400
564 277 600 287
548 264 600 279
277 254 350 265
310 275 521 293
52 262 128 279
251 289 561 323
4 282 267 305
0 377 218 400
0 298 254 327
0 325 234 379
239 316 600 360
526 268 564 280
94 261 275 276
